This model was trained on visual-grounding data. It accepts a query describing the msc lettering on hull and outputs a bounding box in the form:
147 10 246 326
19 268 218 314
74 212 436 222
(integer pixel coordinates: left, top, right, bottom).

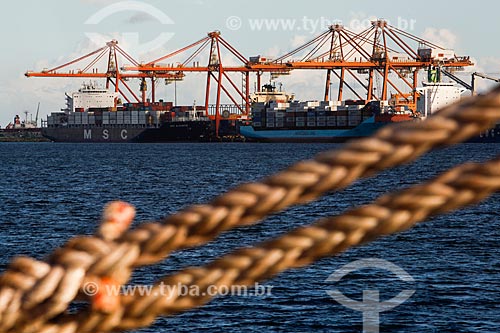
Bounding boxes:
83 129 129 141
84 129 92 140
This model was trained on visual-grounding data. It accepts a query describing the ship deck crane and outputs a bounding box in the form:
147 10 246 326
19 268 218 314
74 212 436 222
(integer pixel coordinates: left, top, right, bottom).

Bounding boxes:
472 72 500 95
439 70 500 96
441 68 473 90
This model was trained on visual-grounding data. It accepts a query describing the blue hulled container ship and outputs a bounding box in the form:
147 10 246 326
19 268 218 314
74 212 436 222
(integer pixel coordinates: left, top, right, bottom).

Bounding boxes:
239 83 500 143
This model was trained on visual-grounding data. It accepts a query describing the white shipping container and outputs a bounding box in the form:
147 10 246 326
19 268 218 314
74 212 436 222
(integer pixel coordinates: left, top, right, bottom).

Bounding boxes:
321 100 342 107
417 48 455 61
306 101 320 107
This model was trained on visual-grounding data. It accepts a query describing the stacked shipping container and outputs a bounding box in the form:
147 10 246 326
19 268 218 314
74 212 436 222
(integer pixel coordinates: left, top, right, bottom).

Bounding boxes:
251 100 374 129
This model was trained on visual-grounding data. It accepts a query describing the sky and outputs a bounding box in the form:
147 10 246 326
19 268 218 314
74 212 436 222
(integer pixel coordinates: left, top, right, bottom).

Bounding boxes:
1 0 500 126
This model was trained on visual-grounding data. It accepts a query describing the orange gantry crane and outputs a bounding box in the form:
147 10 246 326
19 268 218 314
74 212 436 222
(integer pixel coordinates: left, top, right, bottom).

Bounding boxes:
124 30 290 133
125 31 261 119
25 19 474 135
248 19 473 110
125 19 472 114
24 40 182 104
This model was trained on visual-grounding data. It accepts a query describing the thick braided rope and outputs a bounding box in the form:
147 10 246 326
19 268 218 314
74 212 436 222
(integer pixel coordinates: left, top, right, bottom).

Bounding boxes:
1 86 500 332
40 155 500 332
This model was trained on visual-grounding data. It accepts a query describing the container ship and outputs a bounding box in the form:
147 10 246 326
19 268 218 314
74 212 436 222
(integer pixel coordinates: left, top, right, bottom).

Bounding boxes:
42 83 215 143
239 82 500 143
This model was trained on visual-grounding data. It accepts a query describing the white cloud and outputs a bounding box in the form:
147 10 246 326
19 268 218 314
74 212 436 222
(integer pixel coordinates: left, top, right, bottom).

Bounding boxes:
421 28 458 49
127 12 156 24
80 0 117 4
290 35 307 48
265 46 281 58
347 11 377 33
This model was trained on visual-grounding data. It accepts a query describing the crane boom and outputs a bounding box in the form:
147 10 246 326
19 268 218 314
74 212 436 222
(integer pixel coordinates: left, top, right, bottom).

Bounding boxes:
441 69 473 90
35 102 40 126
472 72 500 95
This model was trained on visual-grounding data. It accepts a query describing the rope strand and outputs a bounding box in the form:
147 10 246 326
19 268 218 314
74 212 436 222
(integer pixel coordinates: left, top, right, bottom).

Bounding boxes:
1 86 500 332
42 155 500 333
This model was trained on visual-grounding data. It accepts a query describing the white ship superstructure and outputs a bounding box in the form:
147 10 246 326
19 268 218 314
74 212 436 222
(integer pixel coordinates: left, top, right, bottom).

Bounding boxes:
69 82 117 112
416 82 466 117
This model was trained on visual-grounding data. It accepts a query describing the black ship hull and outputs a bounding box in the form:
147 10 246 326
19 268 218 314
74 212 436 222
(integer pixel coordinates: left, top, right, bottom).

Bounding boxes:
42 121 212 143
132 121 212 142
467 124 500 143
0 128 48 142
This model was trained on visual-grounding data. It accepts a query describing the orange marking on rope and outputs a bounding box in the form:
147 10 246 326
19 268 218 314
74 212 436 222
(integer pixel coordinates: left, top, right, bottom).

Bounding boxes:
92 277 120 313
99 201 136 240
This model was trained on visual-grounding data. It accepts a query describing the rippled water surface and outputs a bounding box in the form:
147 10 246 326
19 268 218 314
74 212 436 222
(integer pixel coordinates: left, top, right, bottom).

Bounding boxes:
0 142 499 332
